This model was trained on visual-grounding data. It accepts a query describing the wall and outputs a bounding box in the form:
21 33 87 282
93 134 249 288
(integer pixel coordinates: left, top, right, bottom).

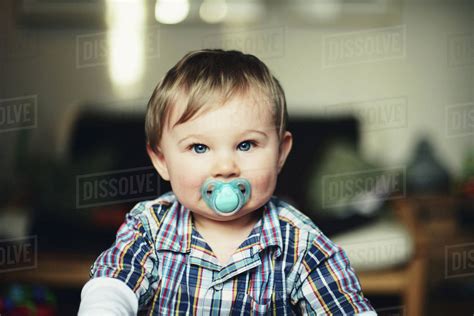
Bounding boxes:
0 0 472 182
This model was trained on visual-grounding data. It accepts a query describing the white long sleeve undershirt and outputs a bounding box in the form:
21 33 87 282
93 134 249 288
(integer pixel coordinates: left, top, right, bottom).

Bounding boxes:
78 277 138 316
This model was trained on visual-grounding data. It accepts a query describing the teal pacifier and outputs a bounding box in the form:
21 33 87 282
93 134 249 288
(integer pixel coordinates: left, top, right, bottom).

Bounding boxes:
201 178 251 216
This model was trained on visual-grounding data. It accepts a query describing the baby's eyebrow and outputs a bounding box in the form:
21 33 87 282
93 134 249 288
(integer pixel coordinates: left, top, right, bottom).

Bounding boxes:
241 129 268 138
178 129 267 145
178 134 208 145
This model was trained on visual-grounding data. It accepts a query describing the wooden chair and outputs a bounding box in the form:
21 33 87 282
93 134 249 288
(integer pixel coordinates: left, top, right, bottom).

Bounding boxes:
356 197 434 316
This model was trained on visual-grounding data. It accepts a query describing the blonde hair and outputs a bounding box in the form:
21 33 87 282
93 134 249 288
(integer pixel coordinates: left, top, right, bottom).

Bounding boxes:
145 49 288 153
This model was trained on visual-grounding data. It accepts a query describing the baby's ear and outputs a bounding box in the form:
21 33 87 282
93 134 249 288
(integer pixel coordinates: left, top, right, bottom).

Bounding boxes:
277 131 293 174
146 144 170 181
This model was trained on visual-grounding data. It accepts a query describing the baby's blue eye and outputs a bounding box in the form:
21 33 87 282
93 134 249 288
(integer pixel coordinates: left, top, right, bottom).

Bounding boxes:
192 144 208 154
238 141 253 151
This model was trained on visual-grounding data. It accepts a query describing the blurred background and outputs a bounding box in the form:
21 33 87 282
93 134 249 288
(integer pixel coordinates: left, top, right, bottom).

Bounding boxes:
0 0 473 315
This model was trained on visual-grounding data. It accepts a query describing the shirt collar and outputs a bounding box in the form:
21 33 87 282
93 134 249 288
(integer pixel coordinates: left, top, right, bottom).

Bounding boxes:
152 192 283 257
258 198 283 258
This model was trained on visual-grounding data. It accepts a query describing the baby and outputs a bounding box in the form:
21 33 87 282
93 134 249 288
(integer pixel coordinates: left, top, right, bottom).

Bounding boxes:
78 49 376 315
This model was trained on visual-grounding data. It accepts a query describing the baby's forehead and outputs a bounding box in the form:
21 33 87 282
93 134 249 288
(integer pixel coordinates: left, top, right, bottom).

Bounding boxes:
166 92 275 133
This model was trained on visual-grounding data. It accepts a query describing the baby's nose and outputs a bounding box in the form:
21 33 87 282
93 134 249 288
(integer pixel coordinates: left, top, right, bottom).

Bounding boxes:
211 152 240 178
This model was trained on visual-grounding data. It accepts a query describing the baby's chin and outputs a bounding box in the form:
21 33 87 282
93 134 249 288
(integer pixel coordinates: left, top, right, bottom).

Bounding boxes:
187 200 265 222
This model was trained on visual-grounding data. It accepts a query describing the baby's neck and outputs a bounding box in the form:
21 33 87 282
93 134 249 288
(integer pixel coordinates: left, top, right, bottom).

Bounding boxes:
192 208 263 237
192 209 263 266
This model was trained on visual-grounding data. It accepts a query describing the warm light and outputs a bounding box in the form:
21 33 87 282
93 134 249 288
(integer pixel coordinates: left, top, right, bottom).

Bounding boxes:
155 0 190 25
303 0 342 21
200 0 227 24
106 0 145 28
109 29 144 86
106 0 145 93
224 0 264 24
313 0 341 21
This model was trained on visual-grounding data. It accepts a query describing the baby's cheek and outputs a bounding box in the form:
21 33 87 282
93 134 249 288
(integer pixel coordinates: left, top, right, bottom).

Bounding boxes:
170 164 205 198
249 167 277 197
179 174 205 194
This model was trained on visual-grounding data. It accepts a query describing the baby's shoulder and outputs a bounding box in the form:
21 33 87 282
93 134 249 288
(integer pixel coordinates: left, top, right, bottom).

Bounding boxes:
270 196 321 236
127 191 177 233
270 196 340 258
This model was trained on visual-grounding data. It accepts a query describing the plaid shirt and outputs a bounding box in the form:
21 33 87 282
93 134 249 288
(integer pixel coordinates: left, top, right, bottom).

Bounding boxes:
90 191 375 315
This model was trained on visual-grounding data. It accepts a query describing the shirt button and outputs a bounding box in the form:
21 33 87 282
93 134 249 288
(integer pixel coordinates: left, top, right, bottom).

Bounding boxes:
214 282 223 291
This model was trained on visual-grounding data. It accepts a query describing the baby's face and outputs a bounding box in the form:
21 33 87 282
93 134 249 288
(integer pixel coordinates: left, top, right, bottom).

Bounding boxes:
148 93 292 221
